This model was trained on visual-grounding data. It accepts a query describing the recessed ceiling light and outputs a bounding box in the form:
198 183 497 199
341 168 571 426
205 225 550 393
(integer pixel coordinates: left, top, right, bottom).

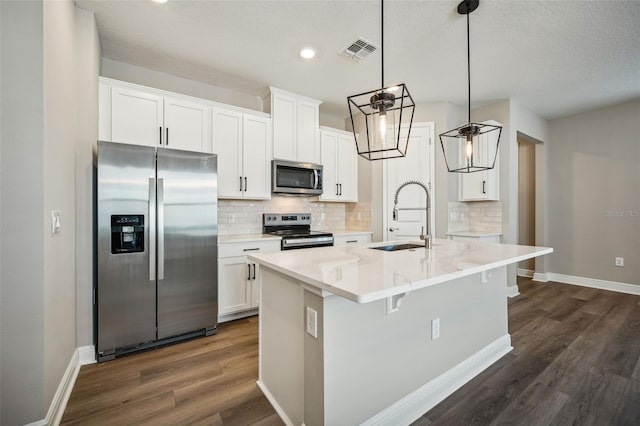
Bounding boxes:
300 47 316 60
152 0 168 4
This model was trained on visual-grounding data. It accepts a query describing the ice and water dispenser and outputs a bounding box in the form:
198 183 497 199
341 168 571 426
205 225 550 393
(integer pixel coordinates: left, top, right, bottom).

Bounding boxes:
111 215 144 254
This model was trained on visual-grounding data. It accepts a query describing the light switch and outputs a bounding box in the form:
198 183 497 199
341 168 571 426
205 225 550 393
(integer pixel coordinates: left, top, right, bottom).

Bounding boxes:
51 210 62 235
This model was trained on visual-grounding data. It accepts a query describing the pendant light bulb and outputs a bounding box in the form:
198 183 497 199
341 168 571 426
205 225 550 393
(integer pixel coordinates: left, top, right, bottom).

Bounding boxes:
466 136 473 163
379 110 387 143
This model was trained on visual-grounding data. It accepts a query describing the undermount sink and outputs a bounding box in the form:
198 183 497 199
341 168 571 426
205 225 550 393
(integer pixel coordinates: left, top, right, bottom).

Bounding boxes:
370 243 426 252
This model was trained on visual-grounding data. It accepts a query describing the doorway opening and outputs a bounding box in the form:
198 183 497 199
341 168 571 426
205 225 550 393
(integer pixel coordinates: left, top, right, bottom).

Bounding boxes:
517 133 538 277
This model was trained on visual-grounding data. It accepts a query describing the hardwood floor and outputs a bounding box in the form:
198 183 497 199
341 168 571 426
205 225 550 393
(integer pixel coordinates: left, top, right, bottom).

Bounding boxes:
61 316 282 425
414 278 640 426
64 279 640 425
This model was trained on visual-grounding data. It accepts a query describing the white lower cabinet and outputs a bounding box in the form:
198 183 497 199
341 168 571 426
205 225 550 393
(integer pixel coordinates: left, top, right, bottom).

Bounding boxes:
218 239 280 321
333 233 372 246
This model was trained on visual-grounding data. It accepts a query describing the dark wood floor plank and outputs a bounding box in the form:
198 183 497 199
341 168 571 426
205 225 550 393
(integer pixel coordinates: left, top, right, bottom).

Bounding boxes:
594 329 640 378
488 380 569 426
549 368 628 426
612 378 640 425
429 385 512 426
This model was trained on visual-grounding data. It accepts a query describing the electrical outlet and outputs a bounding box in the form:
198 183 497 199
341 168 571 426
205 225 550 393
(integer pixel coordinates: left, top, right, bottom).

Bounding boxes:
306 307 317 338
615 257 624 267
431 318 440 340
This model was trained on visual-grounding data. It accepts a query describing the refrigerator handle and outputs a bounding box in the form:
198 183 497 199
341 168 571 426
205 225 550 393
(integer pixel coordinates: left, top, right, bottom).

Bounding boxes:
157 177 165 280
149 177 157 281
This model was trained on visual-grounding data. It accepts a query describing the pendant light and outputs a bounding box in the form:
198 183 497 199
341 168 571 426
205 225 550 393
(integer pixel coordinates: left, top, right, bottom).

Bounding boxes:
440 0 501 173
347 0 415 161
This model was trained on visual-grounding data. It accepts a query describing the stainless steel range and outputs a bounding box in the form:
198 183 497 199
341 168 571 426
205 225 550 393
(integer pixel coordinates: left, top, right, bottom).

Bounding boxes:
263 213 334 250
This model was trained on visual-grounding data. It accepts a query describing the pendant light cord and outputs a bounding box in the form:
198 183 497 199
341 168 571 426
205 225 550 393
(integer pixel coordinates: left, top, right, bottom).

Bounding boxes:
467 8 471 123
381 0 384 88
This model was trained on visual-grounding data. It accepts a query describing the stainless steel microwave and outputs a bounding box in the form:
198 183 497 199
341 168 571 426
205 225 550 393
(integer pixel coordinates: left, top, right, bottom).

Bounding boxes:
272 159 323 195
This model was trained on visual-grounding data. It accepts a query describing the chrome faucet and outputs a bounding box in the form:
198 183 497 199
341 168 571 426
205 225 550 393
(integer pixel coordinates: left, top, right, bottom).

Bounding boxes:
392 180 432 249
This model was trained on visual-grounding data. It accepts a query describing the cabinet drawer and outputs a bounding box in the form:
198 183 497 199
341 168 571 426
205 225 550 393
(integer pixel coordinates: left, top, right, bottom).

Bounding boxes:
334 234 372 246
218 240 281 258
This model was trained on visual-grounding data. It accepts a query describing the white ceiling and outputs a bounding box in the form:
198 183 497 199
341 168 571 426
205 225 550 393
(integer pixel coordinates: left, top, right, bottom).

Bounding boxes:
75 0 640 120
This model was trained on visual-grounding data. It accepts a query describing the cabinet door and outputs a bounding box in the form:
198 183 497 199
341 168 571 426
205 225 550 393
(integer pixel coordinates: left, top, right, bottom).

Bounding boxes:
242 114 272 199
213 108 243 198
272 91 297 161
163 96 211 153
319 131 339 201
111 86 163 147
296 99 320 163
338 134 358 202
218 256 252 315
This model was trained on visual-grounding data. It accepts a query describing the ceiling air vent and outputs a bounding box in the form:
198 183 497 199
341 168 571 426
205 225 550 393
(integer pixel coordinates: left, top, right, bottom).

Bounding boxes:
340 37 378 61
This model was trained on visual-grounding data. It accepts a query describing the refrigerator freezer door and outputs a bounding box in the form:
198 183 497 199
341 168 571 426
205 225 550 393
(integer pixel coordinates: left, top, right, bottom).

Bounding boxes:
97 141 157 354
156 148 218 339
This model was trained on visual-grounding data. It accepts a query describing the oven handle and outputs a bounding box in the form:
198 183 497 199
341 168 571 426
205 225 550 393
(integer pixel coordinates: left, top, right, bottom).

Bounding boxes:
282 236 334 249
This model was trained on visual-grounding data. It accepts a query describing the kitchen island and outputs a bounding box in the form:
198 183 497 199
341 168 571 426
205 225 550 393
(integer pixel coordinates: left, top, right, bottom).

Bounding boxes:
249 239 552 426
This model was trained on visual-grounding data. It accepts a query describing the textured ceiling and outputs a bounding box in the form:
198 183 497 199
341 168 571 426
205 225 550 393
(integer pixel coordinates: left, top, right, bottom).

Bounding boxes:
75 0 640 120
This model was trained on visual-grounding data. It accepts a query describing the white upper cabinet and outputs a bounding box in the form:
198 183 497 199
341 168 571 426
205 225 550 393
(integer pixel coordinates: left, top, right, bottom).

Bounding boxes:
269 87 321 164
100 78 212 153
319 127 358 202
163 96 211 153
213 107 272 200
110 86 163 148
458 120 501 201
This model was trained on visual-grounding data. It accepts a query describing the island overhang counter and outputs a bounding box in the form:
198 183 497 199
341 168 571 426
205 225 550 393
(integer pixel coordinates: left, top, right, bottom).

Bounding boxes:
249 239 553 426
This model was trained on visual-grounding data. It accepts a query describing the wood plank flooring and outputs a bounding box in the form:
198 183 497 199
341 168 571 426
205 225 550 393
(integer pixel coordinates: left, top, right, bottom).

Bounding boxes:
61 316 283 425
63 279 640 425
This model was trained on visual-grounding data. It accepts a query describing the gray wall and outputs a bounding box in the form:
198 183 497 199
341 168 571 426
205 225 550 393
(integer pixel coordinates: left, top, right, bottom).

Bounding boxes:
1 1 46 423
0 1 100 423
548 98 640 285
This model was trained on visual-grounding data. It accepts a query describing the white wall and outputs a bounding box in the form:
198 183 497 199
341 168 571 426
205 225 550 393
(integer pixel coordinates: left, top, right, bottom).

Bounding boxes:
0 1 101 423
0 1 46 423
518 139 536 271
75 6 101 348
548 98 640 285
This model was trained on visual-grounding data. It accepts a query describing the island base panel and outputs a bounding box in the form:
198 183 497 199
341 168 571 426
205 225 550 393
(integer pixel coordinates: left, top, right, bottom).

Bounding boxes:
259 265 511 426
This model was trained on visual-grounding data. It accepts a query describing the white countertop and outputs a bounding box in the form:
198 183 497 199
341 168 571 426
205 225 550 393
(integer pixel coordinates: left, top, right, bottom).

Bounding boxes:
249 239 552 303
446 231 503 237
218 233 281 244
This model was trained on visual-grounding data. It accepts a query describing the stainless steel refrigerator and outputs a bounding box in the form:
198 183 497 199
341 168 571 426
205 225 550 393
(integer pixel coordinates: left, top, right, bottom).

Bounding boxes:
97 141 217 362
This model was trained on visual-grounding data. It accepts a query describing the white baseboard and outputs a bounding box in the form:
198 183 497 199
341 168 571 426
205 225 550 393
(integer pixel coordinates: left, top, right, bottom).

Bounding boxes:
506 285 520 298
362 334 513 426
218 308 258 324
78 345 96 365
548 273 640 296
25 348 81 426
257 380 295 426
532 272 549 282
517 268 534 278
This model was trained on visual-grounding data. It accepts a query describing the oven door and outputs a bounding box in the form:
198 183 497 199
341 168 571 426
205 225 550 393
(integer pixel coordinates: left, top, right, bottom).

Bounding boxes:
282 236 334 250
272 160 323 195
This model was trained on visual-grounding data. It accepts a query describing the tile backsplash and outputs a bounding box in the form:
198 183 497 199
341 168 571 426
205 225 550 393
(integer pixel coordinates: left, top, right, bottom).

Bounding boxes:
218 196 371 235
448 201 502 233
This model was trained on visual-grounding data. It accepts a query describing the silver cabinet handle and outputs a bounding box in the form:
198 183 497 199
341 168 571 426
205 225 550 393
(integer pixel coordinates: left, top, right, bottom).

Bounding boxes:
389 227 399 232
157 178 165 280
149 178 156 281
